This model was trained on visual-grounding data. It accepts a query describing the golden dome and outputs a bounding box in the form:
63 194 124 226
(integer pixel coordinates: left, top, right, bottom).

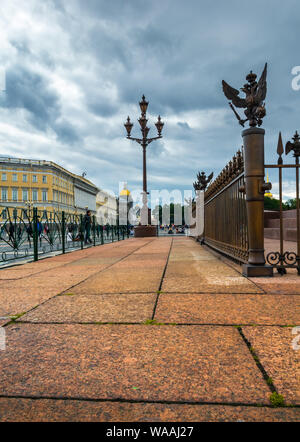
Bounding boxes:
120 188 130 196
265 170 273 198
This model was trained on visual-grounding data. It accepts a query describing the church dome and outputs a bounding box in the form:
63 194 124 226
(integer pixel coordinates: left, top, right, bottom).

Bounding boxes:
120 187 130 196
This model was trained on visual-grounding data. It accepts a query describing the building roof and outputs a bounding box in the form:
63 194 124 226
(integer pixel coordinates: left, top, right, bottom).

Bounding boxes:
0 156 98 191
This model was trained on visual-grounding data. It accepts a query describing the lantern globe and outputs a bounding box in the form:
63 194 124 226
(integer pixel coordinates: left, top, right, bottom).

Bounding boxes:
139 95 149 114
124 116 133 136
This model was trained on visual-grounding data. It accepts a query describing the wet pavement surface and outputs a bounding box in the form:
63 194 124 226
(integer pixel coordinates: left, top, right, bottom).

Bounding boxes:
0 237 299 422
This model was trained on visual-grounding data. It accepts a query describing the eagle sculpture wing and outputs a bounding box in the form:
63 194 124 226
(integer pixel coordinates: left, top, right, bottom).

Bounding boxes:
285 141 293 156
207 172 214 183
222 80 246 108
255 63 267 102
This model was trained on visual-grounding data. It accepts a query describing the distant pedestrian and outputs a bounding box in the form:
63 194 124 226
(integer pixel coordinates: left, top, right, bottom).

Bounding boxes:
8 222 14 242
44 223 49 236
83 210 92 244
27 223 33 248
37 217 43 246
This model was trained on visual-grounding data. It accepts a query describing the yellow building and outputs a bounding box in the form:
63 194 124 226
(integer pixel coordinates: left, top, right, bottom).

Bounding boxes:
0 156 99 220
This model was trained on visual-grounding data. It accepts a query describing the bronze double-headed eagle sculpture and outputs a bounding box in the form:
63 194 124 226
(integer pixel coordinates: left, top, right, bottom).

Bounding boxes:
222 63 267 128
193 171 214 192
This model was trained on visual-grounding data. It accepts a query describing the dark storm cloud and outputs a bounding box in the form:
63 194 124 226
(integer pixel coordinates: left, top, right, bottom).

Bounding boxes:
87 99 118 117
53 119 80 144
1 65 81 145
3 65 60 131
1 0 300 195
88 25 131 70
72 0 153 22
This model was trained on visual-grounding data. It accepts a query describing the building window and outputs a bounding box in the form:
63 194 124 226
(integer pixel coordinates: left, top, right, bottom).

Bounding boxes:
32 175 37 183
23 174 27 183
32 189 38 201
2 173 7 181
12 173 17 182
1 188 7 201
42 190 48 202
12 188 18 201
22 189 28 201
42 175 47 183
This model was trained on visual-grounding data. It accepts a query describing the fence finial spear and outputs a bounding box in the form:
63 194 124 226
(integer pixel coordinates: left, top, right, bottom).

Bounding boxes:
277 132 284 165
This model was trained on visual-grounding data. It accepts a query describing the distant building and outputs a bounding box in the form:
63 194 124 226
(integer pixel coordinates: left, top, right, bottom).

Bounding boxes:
119 183 133 225
74 175 98 214
0 156 98 219
96 189 117 225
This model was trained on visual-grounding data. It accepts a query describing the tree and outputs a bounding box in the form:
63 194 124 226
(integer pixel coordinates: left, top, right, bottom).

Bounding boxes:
264 196 280 210
264 196 298 211
284 198 297 210
152 203 186 225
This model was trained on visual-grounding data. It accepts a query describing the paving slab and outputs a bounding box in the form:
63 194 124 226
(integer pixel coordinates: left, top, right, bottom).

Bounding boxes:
242 326 300 405
0 261 66 280
0 398 299 422
70 270 164 294
0 264 112 317
0 241 135 280
250 273 300 295
0 240 148 316
155 293 300 325
0 324 270 404
0 318 9 326
69 241 171 295
162 272 261 294
162 239 261 294
20 293 157 323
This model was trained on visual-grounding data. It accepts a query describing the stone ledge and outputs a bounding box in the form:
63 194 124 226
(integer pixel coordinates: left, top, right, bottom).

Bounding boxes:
134 225 157 237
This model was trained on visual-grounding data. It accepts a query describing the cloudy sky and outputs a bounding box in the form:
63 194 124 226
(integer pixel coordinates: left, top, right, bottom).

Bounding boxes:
0 0 299 201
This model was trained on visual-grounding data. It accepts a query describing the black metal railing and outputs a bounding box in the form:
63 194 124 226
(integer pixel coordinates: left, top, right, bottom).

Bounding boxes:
204 149 249 263
0 206 130 265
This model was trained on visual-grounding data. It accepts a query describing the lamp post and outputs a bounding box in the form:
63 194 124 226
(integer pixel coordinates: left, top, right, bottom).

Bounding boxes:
124 95 164 237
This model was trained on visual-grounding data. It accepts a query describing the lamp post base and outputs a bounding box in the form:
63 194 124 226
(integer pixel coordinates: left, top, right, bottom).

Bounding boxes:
242 264 273 277
134 225 157 237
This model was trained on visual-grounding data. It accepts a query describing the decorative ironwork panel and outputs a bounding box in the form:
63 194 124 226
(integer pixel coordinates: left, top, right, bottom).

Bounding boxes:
265 131 300 274
0 206 130 265
204 173 248 263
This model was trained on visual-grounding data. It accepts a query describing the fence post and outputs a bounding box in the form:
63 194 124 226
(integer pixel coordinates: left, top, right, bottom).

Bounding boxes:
33 207 38 262
80 214 84 250
101 225 104 245
242 128 273 277
112 225 114 242
62 211 66 254
93 216 96 246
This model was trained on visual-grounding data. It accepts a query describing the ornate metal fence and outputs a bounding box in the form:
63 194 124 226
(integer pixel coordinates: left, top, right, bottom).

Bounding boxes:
265 132 300 274
204 149 249 263
0 207 129 265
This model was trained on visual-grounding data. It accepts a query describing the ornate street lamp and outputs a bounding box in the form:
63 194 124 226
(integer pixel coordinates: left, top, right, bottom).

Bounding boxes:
124 95 164 236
